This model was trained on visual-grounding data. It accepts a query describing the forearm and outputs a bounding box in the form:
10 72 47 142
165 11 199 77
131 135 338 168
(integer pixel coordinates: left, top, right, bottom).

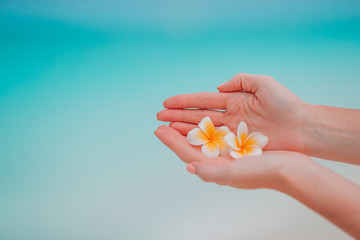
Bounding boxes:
277 160 360 239
301 104 360 164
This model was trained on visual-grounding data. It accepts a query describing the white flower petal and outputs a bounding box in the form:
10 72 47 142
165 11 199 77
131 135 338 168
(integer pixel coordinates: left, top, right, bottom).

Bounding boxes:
198 116 215 138
225 132 240 150
213 126 231 138
201 141 220 158
213 126 231 154
244 132 268 148
187 128 209 145
244 145 262 156
229 149 246 159
237 121 248 144
214 137 230 155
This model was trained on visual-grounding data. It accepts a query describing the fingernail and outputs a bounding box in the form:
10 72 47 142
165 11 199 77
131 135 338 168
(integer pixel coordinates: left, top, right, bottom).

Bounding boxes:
154 126 160 135
186 163 196 175
154 125 165 136
156 112 160 119
217 82 226 89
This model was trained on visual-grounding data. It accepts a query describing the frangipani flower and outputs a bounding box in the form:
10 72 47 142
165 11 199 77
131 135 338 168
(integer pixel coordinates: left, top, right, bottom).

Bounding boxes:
225 122 268 159
187 117 230 158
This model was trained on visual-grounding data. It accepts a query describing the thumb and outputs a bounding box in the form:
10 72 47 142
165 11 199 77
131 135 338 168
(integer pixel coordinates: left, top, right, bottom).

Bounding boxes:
217 73 270 93
187 161 230 185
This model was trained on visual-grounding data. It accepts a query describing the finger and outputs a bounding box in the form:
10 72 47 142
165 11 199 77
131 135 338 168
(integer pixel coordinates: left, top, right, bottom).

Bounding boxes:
163 92 229 110
190 161 231 185
154 125 204 163
217 73 272 93
169 122 231 137
157 109 224 125
169 122 197 136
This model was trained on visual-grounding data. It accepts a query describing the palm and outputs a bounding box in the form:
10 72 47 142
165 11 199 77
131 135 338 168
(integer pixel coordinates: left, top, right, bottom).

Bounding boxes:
222 88 303 150
154 125 311 190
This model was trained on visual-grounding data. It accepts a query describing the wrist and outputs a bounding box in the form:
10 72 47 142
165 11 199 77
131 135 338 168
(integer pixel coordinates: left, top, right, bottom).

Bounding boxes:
300 104 360 164
273 153 319 194
278 101 312 154
274 153 360 239
303 103 321 156
260 152 315 191
295 102 319 156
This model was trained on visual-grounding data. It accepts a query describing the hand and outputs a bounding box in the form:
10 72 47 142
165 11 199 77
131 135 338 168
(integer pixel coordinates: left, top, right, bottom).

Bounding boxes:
154 126 360 239
154 125 312 190
157 73 307 153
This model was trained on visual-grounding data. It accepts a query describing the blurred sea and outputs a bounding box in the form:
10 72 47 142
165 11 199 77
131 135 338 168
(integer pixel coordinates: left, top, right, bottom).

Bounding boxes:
0 1 359 239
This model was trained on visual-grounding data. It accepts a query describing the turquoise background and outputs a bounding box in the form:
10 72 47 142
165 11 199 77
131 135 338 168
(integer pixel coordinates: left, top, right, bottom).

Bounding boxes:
0 1 360 239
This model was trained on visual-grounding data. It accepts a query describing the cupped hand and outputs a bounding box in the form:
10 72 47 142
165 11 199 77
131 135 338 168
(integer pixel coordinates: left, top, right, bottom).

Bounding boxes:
157 73 307 153
154 125 312 190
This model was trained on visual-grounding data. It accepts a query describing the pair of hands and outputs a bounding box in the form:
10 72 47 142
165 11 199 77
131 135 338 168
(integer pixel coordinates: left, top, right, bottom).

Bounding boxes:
155 73 360 238
155 73 313 190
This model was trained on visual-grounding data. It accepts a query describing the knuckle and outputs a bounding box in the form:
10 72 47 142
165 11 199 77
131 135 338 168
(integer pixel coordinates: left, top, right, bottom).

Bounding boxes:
235 72 245 77
236 72 249 79
260 74 274 81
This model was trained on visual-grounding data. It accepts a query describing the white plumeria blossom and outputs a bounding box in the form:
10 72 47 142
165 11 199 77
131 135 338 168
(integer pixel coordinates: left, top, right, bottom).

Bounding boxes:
187 117 230 158
225 121 268 159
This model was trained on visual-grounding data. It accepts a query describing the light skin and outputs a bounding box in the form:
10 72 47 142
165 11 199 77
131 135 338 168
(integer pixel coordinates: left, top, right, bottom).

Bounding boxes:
157 73 360 165
155 73 360 238
154 126 360 239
